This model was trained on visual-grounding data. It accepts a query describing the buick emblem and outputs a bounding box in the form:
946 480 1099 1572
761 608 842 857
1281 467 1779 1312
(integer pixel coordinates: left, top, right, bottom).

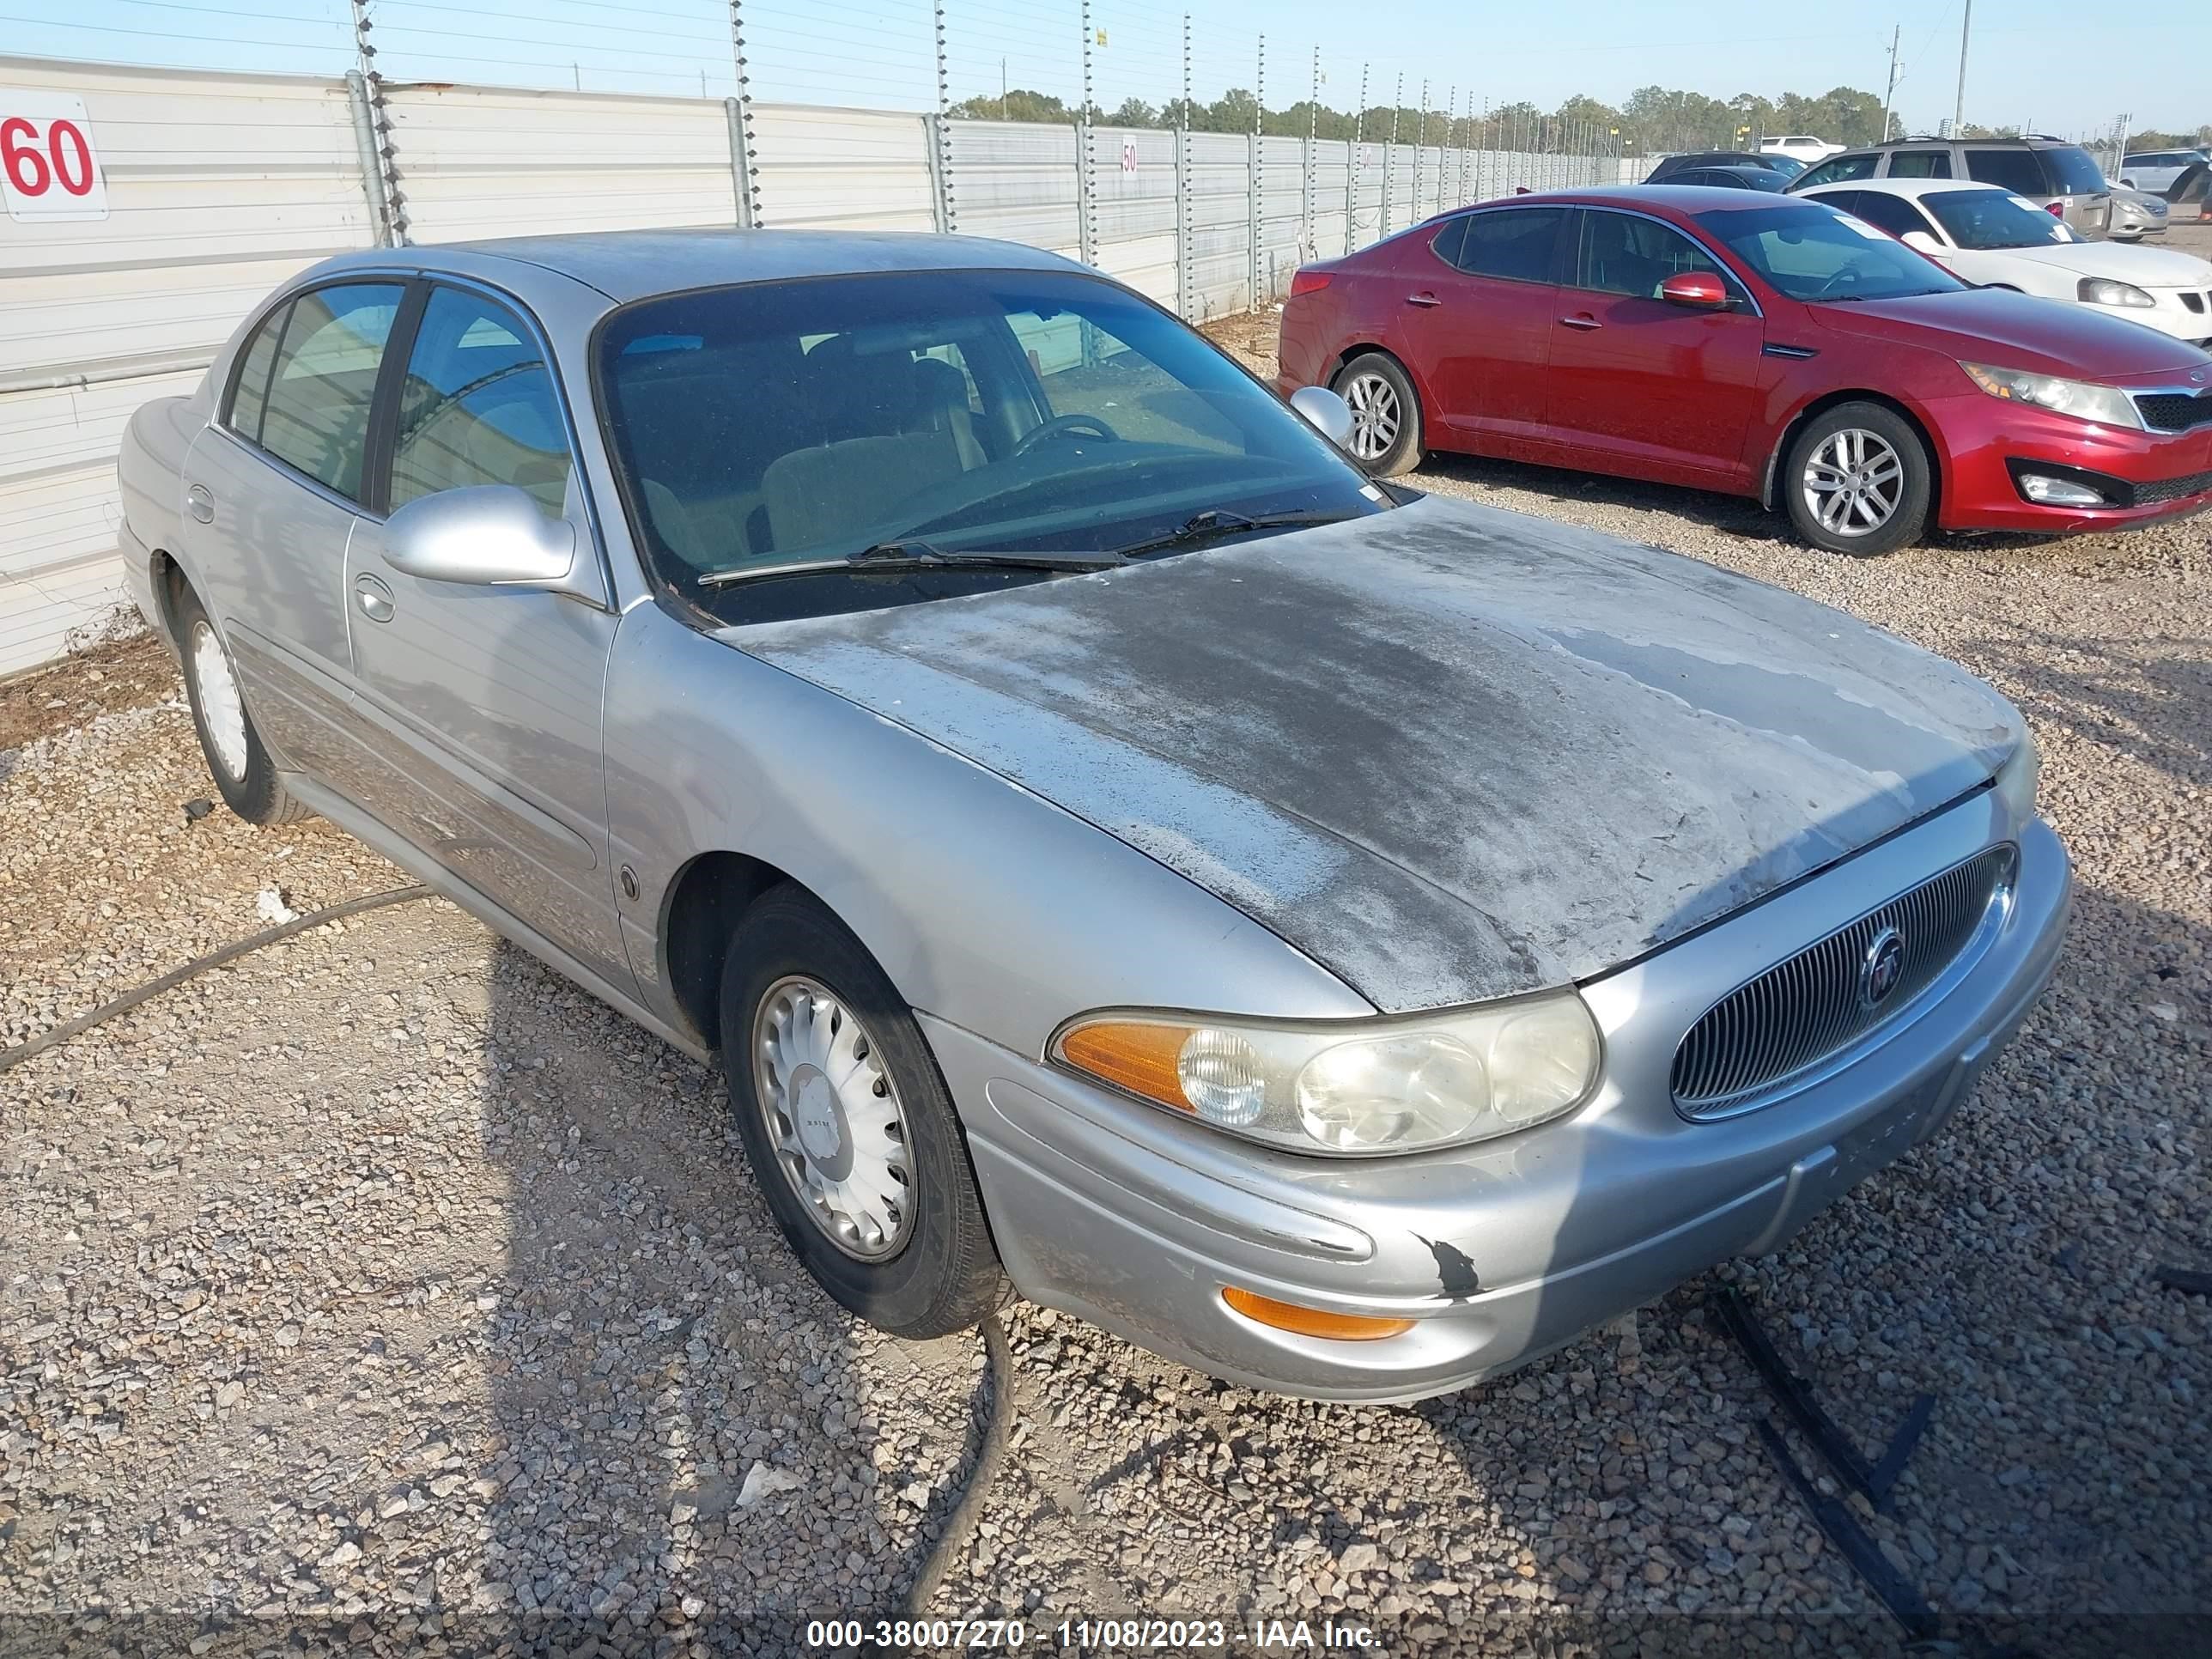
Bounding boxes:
1861 927 1906 1010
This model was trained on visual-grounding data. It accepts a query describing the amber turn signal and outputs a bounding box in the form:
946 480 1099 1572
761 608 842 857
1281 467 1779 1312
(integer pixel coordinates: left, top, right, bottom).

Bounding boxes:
1222 1287 1413 1342
1056 1020 1194 1112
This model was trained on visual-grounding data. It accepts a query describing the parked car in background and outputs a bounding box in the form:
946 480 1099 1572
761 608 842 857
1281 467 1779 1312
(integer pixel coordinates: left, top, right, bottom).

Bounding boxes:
117 228 2075 1403
1790 137 2113 240
1799 179 2212 349
2118 150 2208 194
1759 136 1844 165
1278 187 2212 553
1650 165 1790 192
1646 150 1803 183
2108 185 2172 242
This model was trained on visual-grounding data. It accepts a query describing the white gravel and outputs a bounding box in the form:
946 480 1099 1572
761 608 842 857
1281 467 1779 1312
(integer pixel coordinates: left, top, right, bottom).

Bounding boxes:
3 359 2207 1650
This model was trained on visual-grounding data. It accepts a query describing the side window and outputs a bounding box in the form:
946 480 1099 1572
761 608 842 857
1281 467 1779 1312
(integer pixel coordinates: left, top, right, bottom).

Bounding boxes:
1573 210 1733 300
254 283 404 502
1427 215 1468 269
1843 192 1936 240
1966 149 2046 194
1796 153 1876 188
1887 150 1953 179
226 302 288 444
1453 208 1567 283
389 287 573 519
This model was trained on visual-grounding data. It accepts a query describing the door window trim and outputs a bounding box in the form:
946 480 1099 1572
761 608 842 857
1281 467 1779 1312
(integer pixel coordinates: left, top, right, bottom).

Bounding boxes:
1559 207 1764 317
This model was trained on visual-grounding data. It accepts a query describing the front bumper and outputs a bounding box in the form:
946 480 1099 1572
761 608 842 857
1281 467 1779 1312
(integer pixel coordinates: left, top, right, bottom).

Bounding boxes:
933 796 2070 1403
1933 390 2212 533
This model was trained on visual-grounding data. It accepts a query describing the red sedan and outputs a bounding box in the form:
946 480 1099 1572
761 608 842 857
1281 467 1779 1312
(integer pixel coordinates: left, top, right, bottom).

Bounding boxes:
1277 186 2212 554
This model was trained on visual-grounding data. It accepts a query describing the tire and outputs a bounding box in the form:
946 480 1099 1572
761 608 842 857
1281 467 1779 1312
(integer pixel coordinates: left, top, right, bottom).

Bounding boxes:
1780 401 1932 557
1329 351 1425 477
719 884 1002 1339
172 581 310 825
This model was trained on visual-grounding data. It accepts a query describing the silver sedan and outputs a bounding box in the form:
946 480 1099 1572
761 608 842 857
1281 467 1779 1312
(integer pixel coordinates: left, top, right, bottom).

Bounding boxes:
117 231 2069 1402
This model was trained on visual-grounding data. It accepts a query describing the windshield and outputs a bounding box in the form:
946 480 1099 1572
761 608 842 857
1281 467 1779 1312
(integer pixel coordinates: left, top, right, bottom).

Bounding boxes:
596 268 1380 623
1923 187 2080 250
1694 200 1969 301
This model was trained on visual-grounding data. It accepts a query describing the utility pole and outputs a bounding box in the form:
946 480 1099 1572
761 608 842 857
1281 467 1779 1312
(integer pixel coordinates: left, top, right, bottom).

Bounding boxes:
1881 24 1901 143
1953 0 1972 134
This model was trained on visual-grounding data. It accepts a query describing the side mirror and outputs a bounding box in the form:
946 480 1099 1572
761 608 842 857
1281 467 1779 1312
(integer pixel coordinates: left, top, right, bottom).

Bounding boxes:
381 485 591 598
1658 271 1731 309
1289 384 1355 448
1900 229 1943 255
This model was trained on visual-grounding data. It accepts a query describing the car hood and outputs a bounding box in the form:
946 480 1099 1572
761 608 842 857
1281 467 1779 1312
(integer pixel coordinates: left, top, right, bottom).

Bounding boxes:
1992 240 2211 285
732 495 2024 1013
1814 287 2211 375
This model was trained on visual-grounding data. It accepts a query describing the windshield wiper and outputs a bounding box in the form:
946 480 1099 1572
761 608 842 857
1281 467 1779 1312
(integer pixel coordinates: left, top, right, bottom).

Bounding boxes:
1106 507 1355 561
699 539 1126 588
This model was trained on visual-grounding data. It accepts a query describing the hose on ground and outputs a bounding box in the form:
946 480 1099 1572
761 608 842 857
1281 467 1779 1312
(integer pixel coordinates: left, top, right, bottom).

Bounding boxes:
901 1310 1016 1621
0 883 434 1076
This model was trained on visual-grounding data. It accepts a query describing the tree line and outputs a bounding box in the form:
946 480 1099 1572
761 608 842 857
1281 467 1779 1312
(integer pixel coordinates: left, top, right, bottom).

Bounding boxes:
951 82 2208 158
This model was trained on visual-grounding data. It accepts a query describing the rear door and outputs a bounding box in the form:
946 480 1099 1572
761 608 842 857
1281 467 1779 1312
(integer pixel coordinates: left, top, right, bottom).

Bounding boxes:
1397 204 1568 447
341 279 632 991
182 280 407 780
1540 208 1765 488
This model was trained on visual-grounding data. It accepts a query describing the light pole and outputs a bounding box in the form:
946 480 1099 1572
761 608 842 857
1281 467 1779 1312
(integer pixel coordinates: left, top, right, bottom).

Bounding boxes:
1953 0 1972 134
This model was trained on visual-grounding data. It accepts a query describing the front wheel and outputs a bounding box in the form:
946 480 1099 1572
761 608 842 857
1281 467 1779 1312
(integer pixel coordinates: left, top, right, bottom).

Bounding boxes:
1781 403 1932 557
720 886 1003 1339
1329 352 1424 477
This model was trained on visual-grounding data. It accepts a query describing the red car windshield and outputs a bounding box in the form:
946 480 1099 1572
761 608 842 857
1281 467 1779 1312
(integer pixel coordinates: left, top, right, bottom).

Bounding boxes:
1693 203 1970 303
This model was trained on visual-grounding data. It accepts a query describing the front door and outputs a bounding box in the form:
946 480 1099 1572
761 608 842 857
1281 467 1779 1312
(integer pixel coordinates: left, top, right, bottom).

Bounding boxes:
341 281 631 992
1540 209 1766 489
182 281 405 779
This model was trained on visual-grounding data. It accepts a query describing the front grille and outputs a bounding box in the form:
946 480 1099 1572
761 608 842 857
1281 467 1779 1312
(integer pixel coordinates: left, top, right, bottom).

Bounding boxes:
2132 467 2212 506
2135 390 2212 432
1670 846 2016 1117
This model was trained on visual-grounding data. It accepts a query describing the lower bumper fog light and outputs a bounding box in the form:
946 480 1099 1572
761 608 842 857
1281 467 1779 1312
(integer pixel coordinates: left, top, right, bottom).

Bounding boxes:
1223 1286 1413 1341
2019 473 2106 507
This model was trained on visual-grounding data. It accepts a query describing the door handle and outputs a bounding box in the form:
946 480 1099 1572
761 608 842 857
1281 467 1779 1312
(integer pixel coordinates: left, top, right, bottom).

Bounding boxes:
354 574 396 623
1405 291 1442 307
1559 314 1602 331
185 483 215 523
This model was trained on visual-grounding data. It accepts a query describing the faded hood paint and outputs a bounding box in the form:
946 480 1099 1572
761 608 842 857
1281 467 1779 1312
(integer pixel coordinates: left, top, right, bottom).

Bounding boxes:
733 495 2024 1013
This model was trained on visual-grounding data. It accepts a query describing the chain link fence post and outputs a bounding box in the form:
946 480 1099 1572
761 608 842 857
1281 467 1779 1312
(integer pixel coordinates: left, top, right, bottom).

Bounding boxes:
1176 13 1192 318
348 0 407 245
726 0 760 226
1077 0 1096 267
1346 63 1365 252
929 0 955 232
1249 33 1263 310
1382 72 1401 236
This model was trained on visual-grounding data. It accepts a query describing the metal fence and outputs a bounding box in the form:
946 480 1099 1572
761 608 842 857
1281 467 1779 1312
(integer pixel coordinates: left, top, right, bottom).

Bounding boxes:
0 49 1630 679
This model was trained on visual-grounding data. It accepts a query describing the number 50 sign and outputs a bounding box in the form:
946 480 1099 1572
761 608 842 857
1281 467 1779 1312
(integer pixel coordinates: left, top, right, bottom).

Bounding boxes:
1 93 109 222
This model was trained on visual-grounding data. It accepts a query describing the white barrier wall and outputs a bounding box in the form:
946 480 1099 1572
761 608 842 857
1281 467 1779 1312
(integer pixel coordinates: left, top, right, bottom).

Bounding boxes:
0 50 1629 678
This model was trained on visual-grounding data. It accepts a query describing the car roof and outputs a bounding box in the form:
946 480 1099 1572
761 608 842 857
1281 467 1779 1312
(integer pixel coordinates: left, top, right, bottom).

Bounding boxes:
1534 185 1836 211
1801 177 2005 198
315 228 1080 303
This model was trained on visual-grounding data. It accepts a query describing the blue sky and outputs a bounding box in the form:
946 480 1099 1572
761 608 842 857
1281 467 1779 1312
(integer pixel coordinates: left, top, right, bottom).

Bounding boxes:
6 0 2205 138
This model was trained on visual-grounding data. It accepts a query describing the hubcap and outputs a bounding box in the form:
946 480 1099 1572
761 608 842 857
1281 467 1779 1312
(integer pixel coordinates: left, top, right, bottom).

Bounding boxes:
1802 428 1905 538
190 618 249 781
1340 371 1401 460
751 976 914 1262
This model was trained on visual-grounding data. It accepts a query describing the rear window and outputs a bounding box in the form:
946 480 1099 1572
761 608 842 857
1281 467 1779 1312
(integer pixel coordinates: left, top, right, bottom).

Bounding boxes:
2039 145 2109 195
1452 207 1566 283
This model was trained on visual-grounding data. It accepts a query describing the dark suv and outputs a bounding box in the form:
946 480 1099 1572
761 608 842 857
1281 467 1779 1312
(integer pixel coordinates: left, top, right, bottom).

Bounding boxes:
1788 136 2112 238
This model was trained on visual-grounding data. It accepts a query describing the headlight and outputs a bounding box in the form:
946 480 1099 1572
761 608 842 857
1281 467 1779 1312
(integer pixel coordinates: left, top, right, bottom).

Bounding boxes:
1051 991 1601 1156
1994 728 2041 823
2077 276 2155 307
1960 362 2142 429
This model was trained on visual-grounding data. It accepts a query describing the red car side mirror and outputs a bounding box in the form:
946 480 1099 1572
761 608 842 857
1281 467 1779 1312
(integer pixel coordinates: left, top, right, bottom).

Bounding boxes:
1659 271 1731 309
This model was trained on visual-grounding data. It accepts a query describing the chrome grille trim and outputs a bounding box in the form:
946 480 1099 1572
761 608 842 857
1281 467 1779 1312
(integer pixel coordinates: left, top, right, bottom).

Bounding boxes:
1670 845 2017 1119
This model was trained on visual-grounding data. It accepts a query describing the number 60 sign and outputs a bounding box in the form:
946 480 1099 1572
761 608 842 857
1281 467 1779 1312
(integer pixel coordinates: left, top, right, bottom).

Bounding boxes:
1 92 110 222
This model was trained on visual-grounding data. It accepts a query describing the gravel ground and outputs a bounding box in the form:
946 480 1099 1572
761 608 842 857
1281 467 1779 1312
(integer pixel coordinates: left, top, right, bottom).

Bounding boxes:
3 326 2209 1656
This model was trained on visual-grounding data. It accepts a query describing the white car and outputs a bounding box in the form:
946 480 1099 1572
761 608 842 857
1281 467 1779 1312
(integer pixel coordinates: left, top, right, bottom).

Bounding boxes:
2118 149 2208 193
1802 177 2212 349
1759 136 1844 165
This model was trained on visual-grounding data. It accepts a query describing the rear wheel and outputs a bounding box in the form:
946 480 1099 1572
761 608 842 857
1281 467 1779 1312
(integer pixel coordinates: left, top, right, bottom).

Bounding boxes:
1781 403 1932 557
1329 352 1424 477
720 885 1002 1338
173 581 309 825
